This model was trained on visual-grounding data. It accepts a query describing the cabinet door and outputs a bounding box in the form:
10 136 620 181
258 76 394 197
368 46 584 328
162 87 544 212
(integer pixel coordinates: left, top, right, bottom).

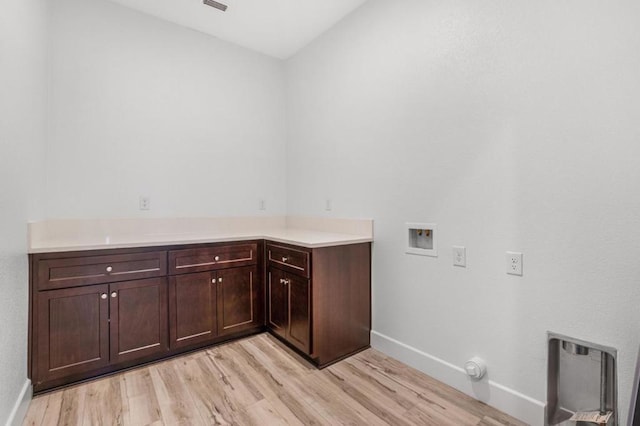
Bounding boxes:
217 266 259 336
169 272 217 349
36 285 110 384
110 278 168 364
287 274 311 354
267 267 288 339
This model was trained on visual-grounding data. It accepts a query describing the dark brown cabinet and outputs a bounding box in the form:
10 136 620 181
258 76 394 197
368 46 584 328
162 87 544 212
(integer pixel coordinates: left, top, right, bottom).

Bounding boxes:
268 266 310 354
168 266 260 348
169 272 218 349
169 243 257 274
110 278 168 364
29 237 368 393
288 273 311 354
168 242 263 350
217 266 261 336
34 276 168 390
36 284 110 383
37 251 167 290
267 242 371 367
267 267 288 337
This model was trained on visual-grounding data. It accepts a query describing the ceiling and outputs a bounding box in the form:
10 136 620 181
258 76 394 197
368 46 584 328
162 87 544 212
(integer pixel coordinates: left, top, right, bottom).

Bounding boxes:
105 0 368 59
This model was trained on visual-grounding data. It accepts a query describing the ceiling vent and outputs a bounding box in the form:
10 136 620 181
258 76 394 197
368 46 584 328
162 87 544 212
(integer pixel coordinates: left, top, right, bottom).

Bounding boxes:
203 0 228 12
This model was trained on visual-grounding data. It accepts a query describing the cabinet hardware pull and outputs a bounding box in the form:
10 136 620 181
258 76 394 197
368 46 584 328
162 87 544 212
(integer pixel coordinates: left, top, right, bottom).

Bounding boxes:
111 292 117 298
282 257 288 263
214 256 220 261
280 278 286 284
219 277 223 283
106 266 113 273
212 279 216 284
101 293 107 299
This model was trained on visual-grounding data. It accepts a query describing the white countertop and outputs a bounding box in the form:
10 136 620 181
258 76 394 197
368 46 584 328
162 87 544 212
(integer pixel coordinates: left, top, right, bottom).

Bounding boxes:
28 216 373 253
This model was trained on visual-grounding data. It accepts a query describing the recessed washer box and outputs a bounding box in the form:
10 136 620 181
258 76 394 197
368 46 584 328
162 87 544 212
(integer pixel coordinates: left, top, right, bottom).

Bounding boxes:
406 223 437 257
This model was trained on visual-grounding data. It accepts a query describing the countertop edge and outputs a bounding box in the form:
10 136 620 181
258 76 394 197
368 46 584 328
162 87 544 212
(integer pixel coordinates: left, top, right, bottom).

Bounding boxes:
28 233 373 254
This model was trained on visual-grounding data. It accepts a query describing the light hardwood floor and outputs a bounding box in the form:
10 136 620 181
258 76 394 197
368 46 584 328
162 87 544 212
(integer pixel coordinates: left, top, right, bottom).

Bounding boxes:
23 333 527 426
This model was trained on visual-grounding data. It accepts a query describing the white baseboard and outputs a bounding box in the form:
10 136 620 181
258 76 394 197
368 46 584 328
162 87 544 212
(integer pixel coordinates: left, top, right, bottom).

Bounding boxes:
371 330 545 426
5 379 32 426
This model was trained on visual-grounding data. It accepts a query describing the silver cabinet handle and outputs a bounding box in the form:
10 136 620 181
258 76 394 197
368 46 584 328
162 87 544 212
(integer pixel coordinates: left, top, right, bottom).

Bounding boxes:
101 293 107 299
282 257 288 263
106 266 113 273
280 278 286 284
111 292 117 298
214 256 220 261
212 278 216 284
218 277 223 283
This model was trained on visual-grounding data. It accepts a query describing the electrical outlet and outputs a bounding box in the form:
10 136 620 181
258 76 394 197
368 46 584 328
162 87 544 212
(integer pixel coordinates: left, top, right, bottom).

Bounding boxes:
453 246 466 267
139 196 151 211
506 252 523 276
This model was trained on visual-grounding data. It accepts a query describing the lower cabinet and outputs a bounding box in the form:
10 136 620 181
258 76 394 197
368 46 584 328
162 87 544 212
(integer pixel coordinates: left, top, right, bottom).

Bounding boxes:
169 272 218 348
36 284 110 384
268 267 310 354
288 274 311 354
35 277 168 388
169 265 260 349
110 278 169 364
266 242 371 367
29 238 369 392
217 266 261 336
30 243 266 393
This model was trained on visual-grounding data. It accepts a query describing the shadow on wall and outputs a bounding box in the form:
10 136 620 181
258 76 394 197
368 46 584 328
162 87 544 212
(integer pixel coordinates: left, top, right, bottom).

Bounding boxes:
630 345 640 425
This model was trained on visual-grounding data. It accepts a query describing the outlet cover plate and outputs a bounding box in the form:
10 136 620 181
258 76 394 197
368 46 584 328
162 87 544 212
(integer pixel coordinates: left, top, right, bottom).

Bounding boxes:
506 252 523 276
453 246 466 267
139 196 151 211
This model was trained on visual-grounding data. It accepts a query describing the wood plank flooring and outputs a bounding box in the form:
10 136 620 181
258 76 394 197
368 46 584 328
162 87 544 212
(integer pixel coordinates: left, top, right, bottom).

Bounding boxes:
23 333 527 426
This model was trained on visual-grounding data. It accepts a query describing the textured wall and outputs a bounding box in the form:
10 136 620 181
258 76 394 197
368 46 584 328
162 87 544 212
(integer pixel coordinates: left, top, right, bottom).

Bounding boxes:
286 1 640 423
0 0 47 423
47 0 287 219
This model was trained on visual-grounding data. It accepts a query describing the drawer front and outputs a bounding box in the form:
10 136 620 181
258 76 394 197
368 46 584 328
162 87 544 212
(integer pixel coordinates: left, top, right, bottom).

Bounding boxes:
267 244 310 278
169 243 257 275
37 251 167 291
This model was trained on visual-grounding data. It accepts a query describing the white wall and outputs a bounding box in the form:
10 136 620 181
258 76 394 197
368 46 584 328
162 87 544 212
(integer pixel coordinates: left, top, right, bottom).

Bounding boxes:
11 0 640 423
47 0 287 219
0 0 48 423
286 0 640 424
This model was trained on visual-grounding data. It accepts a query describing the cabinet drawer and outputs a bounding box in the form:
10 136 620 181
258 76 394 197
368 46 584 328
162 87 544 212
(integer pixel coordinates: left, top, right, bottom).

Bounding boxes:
169 243 257 275
37 251 167 291
267 244 310 278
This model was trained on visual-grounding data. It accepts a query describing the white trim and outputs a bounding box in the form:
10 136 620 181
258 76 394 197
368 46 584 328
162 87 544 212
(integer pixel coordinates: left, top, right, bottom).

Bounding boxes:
371 330 545 426
5 379 32 426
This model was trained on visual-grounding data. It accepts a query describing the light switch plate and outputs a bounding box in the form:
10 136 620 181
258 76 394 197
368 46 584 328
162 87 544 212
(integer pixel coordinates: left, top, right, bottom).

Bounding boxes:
506 252 523 276
453 246 466 267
